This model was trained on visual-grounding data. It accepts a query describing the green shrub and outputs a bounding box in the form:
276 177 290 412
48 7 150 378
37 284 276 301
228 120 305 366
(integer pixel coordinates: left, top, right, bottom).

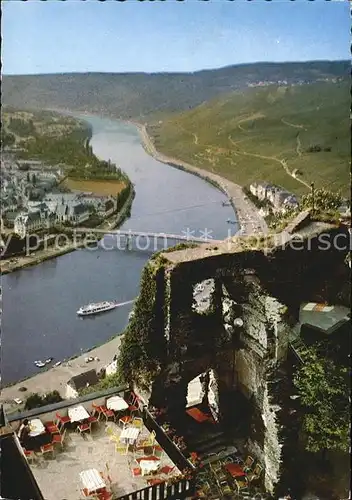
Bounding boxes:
24 390 63 411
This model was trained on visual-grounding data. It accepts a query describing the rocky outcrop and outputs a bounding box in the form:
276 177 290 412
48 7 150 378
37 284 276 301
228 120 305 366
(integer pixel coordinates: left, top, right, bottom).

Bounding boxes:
120 220 349 493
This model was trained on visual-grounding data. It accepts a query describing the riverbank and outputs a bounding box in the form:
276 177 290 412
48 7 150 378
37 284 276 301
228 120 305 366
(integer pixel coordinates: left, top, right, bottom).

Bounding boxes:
136 123 267 236
1 113 263 405
0 334 124 415
0 185 135 276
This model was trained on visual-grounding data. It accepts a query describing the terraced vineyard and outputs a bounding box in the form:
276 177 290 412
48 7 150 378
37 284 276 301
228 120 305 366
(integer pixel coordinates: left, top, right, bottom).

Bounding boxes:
148 80 350 197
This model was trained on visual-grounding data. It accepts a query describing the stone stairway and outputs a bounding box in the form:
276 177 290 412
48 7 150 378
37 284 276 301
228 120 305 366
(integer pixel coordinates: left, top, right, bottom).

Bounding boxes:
186 429 229 460
289 336 307 364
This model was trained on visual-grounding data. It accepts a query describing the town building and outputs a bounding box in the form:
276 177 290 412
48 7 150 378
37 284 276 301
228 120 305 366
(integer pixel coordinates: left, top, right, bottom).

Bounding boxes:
14 210 56 238
249 182 299 213
65 369 99 399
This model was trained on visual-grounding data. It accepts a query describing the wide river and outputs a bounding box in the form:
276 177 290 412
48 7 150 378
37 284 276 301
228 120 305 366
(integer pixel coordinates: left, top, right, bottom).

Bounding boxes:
1 116 238 385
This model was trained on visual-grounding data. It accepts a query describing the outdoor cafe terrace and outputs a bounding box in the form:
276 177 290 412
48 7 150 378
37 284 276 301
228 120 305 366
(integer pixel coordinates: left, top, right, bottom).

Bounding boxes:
6 386 194 500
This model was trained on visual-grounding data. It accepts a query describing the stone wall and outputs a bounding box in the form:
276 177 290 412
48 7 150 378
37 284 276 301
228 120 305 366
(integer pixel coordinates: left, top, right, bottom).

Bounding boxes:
125 223 349 493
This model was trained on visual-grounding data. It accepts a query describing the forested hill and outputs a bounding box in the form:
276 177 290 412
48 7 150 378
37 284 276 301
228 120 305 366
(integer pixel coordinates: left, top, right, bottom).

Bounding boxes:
2 60 349 120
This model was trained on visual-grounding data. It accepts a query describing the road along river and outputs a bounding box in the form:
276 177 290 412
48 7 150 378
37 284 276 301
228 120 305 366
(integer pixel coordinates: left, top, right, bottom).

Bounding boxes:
1 116 237 386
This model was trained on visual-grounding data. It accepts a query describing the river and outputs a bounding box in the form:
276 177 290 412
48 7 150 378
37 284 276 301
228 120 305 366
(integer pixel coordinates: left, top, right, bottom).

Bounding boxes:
1 116 237 385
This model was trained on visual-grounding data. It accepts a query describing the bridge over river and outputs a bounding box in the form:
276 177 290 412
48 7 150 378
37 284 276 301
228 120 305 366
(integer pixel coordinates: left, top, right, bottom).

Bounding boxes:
74 228 224 253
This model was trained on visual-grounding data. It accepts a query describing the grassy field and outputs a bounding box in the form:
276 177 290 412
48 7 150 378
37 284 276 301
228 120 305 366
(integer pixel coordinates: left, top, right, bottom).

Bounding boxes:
148 81 350 198
64 178 126 196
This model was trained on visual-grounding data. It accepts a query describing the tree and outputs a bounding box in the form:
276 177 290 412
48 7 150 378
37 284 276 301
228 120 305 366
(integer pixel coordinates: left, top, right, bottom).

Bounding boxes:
300 188 342 212
293 345 350 454
25 390 63 410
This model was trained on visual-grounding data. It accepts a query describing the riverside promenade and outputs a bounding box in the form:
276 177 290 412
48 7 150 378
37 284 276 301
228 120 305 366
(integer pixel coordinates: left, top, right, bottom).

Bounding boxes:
138 123 268 236
0 335 124 415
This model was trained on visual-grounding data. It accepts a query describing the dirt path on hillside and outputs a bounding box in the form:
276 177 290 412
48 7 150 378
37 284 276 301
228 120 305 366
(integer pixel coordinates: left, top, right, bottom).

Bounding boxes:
281 118 307 131
228 135 310 189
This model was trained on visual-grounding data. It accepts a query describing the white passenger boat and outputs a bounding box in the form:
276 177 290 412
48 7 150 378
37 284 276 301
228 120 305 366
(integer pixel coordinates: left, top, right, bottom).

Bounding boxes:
77 301 118 316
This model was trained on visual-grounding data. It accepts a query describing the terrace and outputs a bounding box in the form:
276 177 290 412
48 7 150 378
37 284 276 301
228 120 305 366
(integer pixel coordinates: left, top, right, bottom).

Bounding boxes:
6 387 194 500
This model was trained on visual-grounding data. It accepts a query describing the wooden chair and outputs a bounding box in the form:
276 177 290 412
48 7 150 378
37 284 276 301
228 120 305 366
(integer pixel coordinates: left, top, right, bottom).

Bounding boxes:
52 428 67 449
219 480 233 496
243 455 255 472
235 477 250 491
247 463 263 483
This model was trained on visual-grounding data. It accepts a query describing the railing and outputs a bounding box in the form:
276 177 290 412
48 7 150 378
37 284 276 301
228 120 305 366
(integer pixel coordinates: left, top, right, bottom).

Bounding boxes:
142 406 193 474
115 476 193 500
6 384 129 426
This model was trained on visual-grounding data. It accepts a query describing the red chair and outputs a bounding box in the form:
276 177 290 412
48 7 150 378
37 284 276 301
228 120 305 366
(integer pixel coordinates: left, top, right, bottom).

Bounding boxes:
44 421 60 434
52 428 67 449
118 415 131 428
88 414 98 426
97 490 112 500
127 393 139 414
55 412 71 429
131 466 141 477
147 478 164 486
23 449 37 463
135 456 160 463
78 423 90 434
101 406 115 422
160 465 175 475
92 403 104 419
40 443 54 458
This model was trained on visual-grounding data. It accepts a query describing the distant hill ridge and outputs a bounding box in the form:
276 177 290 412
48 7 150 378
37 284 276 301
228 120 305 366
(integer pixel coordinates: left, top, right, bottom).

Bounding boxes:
2 60 349 120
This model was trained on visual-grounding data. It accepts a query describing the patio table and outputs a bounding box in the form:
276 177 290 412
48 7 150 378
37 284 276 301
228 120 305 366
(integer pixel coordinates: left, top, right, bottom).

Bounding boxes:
29 418 46 438
225 462 246 478
186 407 212 423
68 405 90 423
106 395 129 412
139 458 160 476
80 468 106 493
119 426 140 445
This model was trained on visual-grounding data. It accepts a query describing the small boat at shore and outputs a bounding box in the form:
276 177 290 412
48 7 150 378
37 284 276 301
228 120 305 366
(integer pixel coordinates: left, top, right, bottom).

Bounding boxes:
34 357 53 368
34 361 46 368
